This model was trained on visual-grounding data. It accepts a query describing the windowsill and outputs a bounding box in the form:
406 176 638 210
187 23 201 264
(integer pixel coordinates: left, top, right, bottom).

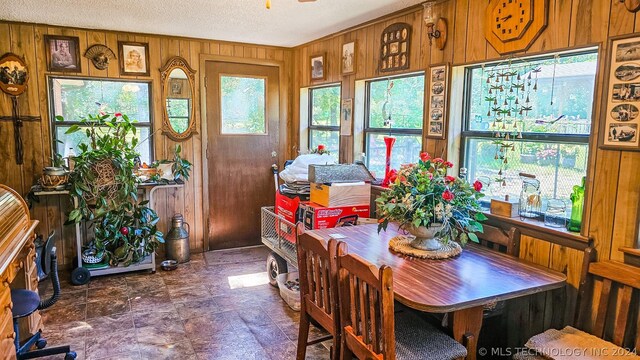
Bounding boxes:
371 185 590 249
483 211 590 249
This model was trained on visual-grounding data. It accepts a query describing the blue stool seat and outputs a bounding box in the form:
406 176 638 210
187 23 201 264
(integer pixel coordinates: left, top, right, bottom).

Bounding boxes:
11 289 40 319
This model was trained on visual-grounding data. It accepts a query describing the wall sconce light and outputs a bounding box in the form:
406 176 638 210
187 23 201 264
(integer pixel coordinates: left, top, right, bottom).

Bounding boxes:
423 1 447 50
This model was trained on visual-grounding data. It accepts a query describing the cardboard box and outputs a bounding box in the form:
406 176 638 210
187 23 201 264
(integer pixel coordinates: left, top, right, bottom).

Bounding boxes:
310 182 371 207
490 198 520 218
301 202 370 230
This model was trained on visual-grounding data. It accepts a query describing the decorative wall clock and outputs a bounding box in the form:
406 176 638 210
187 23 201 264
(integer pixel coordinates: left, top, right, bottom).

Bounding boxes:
379 23 411 73
485 0 548 54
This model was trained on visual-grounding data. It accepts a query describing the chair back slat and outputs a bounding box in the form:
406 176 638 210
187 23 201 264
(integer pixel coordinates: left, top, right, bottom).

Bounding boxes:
477 224 520 256
296 233 340 335
338 250 395 360
612 285 633 346
593 278 612 338
577 261 640 349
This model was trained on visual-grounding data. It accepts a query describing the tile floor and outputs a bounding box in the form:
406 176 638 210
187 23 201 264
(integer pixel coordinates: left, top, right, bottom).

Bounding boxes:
36 246 330 360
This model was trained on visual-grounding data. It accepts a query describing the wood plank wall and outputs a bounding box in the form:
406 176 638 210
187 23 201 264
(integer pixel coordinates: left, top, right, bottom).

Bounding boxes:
0 22 293 266
292 0 640 344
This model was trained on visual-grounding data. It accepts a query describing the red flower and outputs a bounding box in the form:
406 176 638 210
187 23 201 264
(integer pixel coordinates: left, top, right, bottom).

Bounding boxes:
442 189 455 201
445 175 456 183
420 152 431 162
119 227 129 236
317 144 326 151
114 112 122 117
388 169 398 183
473 180 483 192
433 158 444 164
444 161 454 168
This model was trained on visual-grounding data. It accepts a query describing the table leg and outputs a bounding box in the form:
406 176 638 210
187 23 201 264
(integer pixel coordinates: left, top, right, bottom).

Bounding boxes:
451 306 484 360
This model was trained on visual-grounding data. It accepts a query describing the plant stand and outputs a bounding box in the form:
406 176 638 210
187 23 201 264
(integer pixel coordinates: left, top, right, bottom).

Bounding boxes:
33 183 183 285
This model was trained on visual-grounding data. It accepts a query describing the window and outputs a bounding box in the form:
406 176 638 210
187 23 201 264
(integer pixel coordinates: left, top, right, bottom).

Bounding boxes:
220 76 266 134
309 85 341 160
461 51 598 213
49 77 153 163
365 74 425 177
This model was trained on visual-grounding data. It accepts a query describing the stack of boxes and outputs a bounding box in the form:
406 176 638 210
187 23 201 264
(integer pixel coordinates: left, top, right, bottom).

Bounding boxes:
274 165 373 238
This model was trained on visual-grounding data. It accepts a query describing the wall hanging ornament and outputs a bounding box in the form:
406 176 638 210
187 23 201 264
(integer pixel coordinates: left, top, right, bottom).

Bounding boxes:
620 0 640 13
0 53 41 165
379 23 411 73
84 44 116 70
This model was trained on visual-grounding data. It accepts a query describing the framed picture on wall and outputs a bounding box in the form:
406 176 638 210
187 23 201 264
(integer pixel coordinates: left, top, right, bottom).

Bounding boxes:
44 35 81 72
340 98 353 136
119 41 150 76
426 63 449 139
342 41 356 75
600 34 640 151
310 53 326 81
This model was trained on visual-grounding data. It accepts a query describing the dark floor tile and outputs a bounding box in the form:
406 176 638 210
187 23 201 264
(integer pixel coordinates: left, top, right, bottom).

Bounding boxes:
86 297 130 319
239 306 276 326
263 341 297 360
87 275 127 289
87 285 128 302
40 303 86 326
85 329 139 360
246 323 291 348
133 308 184 333
173 298 222 320
85 312 135 336
204 246 270 265
167 284 212 303
136 327 195 360
51 289 87 307
129 289 172 311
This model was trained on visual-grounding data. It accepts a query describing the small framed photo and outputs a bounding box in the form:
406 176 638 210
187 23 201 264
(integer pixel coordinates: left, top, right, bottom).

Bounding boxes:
119 41 150 76
426 63 450 139
341 41 356 75
600 34 640 151
340 98 353 136
310 53 326 81
44 35 81 72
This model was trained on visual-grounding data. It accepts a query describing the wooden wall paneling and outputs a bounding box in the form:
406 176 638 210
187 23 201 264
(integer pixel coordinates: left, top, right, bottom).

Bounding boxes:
547 245 585 325
0 23 21 193
233 45 244 58
452 0 469 65
569 0 611 47
12 24 44 194
189 40 204 251
104 32 120 78
220 43 233 56
465 0 488 62
610 152 640 261
526 0 572 54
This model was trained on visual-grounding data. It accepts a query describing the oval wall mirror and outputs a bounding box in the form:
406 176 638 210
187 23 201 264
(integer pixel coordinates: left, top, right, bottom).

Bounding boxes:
160 56 197 141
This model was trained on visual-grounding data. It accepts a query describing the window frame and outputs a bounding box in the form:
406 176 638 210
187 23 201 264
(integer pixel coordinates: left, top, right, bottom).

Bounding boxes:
363 72 425 170
458 49 598 207
308 83 341 154
47 76 154 162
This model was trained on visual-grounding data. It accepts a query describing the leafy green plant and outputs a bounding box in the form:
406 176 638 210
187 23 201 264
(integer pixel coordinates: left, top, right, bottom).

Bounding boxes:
56 112 164 266
50 152 66 168
151 145 192 183
376 152 486 245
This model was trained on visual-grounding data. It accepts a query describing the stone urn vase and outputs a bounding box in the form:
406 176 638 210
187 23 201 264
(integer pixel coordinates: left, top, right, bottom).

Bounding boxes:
405 224 444 251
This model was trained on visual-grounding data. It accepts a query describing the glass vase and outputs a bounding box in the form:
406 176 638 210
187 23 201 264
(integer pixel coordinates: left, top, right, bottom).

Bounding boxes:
567 176 585 232
382 136 396 187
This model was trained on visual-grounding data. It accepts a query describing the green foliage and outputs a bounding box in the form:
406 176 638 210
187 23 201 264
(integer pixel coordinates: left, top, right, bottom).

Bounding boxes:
376 153 485 245
152 145 193 182
58 112 163 266
50 152 66 168
369 76 424 129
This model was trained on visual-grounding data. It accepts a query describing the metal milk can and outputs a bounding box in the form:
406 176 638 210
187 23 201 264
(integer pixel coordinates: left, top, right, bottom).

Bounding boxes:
166 214 190 263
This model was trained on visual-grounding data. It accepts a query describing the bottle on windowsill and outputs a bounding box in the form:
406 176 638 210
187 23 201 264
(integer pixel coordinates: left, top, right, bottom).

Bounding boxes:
567 176 585 232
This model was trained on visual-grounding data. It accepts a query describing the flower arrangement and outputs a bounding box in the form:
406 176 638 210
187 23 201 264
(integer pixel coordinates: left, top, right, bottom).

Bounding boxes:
310 144 330 155
376 152 486 245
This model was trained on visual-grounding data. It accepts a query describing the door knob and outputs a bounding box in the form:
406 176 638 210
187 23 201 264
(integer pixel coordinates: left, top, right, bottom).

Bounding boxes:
271 151 277 158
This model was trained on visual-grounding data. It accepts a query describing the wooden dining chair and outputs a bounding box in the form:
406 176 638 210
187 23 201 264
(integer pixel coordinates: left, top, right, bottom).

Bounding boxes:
476 224 521 256
514 260 639 359
295 229 341 360
337 247 468 360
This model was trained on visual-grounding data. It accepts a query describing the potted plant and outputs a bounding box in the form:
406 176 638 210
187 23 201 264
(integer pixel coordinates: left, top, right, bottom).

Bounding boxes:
57 112 164 267
560 145 578 168
40 152 69 190
536 148 558 166
150 145 192 183
376 152 486 251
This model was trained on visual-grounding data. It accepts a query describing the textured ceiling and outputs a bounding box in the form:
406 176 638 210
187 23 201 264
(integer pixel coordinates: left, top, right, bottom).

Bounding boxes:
0 0 424 47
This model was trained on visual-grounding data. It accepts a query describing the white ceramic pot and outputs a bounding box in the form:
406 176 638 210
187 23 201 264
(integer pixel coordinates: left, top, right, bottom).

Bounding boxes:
406 224 443 251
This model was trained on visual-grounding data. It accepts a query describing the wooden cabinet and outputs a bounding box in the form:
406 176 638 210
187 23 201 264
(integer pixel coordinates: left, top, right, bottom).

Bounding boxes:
0 184 40 360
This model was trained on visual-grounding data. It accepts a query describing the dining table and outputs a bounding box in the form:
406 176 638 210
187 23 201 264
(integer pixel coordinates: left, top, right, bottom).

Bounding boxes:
305 223 567 360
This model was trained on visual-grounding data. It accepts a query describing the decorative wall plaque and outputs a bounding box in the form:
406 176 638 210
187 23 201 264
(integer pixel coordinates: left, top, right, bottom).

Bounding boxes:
379 23 411 73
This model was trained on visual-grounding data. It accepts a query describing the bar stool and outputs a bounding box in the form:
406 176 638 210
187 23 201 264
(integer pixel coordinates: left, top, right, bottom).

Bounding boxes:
11 247 76 360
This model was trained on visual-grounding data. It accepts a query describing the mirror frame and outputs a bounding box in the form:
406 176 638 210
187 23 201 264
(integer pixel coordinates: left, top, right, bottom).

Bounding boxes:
160 56 197 141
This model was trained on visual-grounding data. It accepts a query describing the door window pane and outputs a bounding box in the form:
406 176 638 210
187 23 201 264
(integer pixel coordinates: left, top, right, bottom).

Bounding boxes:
220 76 266 134
366 133 422 178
